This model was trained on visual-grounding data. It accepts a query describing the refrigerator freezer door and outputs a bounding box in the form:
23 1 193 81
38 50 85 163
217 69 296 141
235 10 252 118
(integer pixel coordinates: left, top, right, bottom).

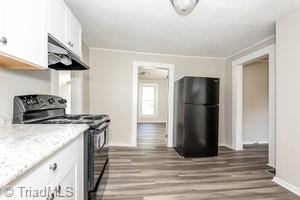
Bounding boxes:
182 104 219 157
183 77 220 105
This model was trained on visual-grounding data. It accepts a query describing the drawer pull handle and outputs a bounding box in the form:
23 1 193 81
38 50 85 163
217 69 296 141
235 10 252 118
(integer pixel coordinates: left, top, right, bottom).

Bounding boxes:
49 163 57 171
68 41 74 47
0 37 7 45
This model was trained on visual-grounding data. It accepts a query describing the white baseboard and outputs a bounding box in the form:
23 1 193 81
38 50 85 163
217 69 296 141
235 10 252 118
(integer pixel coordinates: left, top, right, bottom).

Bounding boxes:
267 163 275 168
108 143 137 147
273 177 300 196
137 121 167 123
243 141 269 145
221 144 235 150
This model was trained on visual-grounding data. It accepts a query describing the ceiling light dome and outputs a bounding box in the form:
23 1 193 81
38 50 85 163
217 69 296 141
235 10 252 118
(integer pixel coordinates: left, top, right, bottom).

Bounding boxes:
170 0 199 16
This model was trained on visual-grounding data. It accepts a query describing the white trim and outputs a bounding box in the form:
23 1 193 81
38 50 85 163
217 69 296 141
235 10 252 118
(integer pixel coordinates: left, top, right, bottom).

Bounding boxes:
137 121 167 123
232 64 244 151
226 35 275 59
231 44 276 168
273 177 300 196
221 144 235 150
90 47 225 60
88 35 275 61
243 141 269 145
132 61 175 148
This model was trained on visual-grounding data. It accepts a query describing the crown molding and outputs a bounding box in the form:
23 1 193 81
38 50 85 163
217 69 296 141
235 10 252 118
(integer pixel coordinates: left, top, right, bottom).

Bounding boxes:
85 35 276 61
225 35 276 59
89 47 226 60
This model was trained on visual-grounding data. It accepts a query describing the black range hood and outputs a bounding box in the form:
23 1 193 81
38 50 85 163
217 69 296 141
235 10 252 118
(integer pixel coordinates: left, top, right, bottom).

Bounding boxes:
48 36 89 71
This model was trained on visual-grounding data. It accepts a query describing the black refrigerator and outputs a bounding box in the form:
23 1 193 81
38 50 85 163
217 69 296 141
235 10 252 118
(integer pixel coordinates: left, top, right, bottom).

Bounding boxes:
173 77 219 157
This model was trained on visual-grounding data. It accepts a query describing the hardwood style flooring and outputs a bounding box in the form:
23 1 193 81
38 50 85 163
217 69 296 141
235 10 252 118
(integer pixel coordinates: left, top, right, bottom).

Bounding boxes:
100 124 300 200
137 123 167 148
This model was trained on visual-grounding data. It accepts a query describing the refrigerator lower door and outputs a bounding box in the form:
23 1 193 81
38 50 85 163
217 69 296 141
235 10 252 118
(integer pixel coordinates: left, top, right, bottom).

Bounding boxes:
183 104 219 157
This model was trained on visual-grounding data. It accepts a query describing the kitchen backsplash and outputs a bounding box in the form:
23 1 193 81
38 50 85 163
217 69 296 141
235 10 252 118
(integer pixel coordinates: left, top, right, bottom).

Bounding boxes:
0 68 52 118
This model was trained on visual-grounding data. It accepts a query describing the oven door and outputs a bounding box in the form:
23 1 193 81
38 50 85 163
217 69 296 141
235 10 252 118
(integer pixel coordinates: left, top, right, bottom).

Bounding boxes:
89 123 109 192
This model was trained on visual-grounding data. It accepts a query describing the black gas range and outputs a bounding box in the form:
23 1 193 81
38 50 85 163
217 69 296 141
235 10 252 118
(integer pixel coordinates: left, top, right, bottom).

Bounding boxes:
12 94 109 200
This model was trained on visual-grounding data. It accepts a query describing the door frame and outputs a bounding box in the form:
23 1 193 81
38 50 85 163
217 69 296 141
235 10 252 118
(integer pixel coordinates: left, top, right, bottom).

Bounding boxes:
132 61 175 147
231 44 276 167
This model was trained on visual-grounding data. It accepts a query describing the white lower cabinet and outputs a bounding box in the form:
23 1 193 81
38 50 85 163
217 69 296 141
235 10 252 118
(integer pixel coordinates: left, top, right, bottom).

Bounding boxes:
50 157 82 200
0 134 84 200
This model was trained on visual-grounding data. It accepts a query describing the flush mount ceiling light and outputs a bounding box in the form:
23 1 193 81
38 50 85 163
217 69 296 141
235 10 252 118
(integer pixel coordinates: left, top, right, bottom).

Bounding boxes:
170 0 199 16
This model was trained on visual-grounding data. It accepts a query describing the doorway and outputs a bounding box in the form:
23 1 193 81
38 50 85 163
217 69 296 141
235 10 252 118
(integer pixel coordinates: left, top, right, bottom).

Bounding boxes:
137 67 169 148
232 44 276 167
132 61 175 148
243 57 269 146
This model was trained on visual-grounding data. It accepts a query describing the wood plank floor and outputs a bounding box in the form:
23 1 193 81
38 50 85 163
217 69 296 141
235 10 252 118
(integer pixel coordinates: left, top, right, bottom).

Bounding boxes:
137 123 166 148
100 124 300 200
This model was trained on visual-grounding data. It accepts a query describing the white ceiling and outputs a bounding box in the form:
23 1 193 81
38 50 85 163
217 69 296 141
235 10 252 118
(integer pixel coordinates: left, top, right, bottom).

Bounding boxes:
138 67 168 80
64 0 300 58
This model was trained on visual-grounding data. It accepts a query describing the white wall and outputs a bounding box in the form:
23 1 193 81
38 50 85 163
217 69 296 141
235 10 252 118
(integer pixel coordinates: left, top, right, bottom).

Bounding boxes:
81 42 90 113
71 42 90 114
224 37 275 148
52 41 90 114
243 62 269 144
137 79 168 123
59 71 72 114
89 49 226 146
0 68 51 118
275 7 300 192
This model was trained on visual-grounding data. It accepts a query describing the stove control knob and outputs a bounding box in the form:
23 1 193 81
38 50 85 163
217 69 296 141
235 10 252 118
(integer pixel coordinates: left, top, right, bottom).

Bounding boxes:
26 99 33 105
48 98 55 104
58 99 67 104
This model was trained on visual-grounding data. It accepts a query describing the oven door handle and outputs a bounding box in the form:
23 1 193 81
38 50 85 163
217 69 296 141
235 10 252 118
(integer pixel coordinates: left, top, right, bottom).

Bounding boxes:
96 134 105 151
95 123 108 151
96 122 109 132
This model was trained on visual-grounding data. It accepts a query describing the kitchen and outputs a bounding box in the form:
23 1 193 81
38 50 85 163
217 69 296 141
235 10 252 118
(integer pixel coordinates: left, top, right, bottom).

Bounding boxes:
1 0 300 199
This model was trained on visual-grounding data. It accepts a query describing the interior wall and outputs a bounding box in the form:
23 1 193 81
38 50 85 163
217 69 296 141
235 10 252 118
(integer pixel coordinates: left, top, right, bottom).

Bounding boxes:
0 68 51 119
52 41 90 114
89 49 226 146
224 37 275 148
81 42 90 113
275 7 300 191
59 71 72 114
71 42 90 114
137 79 168 123
243 62 269 144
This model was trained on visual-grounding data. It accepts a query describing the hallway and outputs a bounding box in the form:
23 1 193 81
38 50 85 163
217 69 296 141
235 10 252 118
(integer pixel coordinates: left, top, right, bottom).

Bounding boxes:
137 123 167 148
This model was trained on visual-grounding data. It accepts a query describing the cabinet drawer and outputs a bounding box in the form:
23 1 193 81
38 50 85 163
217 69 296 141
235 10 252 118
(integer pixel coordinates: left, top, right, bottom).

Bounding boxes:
46 134 82 177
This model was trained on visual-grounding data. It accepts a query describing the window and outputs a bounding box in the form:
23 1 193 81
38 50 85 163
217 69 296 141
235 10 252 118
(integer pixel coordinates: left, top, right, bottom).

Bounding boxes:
139 84 158 116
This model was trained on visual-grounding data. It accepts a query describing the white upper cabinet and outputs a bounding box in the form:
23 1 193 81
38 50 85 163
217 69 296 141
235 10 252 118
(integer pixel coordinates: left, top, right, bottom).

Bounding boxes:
67 10 82 57
0 0 47 69
47 0 67 45
47 0 82 58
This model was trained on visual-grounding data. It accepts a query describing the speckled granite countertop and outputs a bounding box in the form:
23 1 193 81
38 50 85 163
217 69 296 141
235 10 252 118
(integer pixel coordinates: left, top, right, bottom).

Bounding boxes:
0 123 89 188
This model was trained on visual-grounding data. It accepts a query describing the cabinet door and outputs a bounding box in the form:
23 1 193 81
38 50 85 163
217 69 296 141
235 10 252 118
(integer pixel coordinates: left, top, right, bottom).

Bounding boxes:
47 0 68 46
0 0 6 46
0 0 47 68
66 10 82 57
51 157 83 200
